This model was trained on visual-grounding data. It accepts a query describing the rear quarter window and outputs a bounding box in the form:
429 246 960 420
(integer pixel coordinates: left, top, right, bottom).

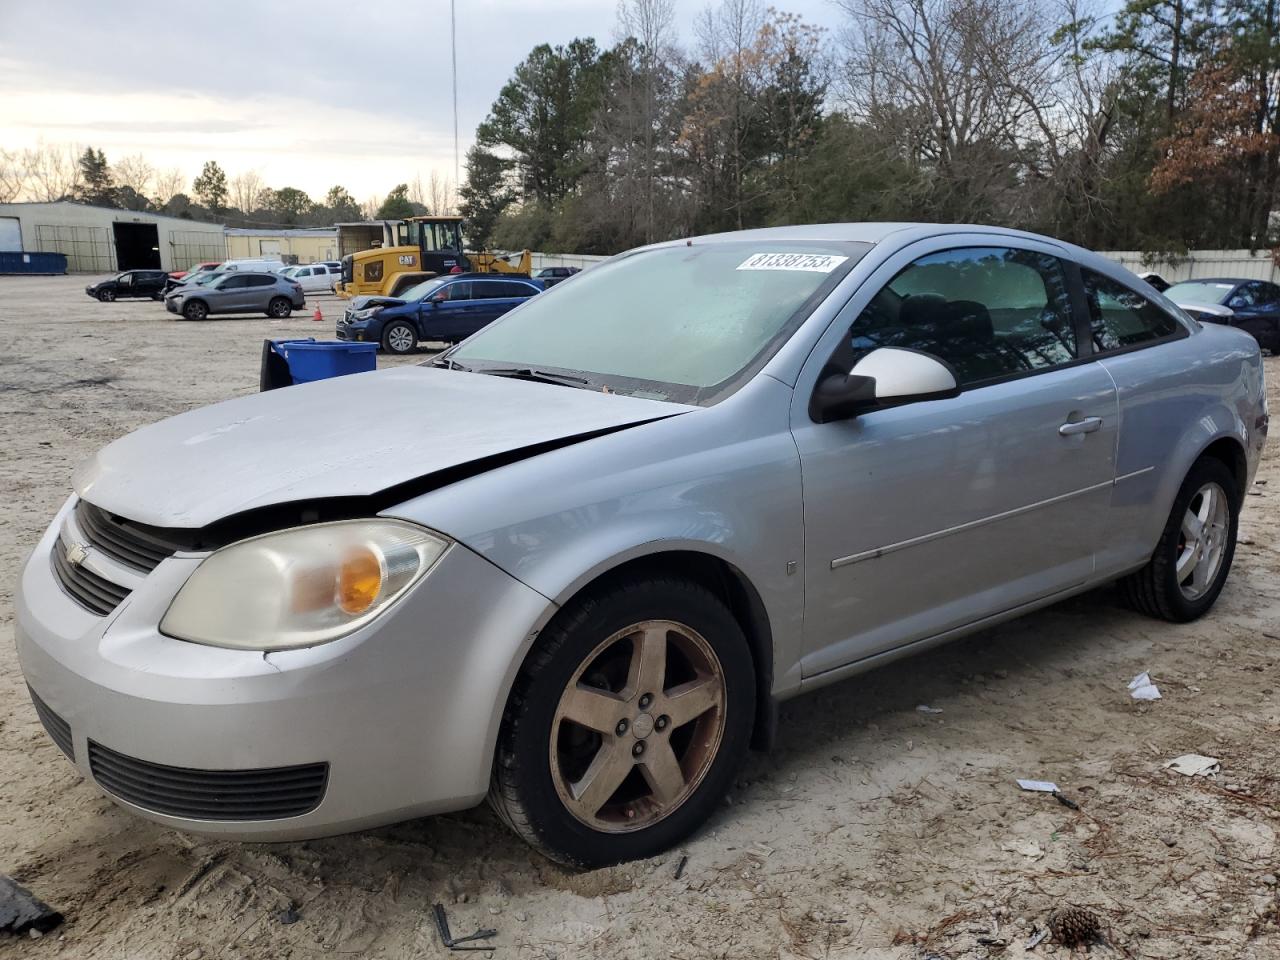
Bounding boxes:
1082 269 1182 351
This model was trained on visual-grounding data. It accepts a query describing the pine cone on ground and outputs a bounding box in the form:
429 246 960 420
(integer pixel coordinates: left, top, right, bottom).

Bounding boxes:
1049 906 1103 947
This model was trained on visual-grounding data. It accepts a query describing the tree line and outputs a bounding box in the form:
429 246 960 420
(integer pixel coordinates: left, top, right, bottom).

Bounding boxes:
0 145 456 229
459 0 1280 257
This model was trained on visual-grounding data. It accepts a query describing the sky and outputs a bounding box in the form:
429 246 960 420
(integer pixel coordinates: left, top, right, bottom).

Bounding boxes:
0 0 843 205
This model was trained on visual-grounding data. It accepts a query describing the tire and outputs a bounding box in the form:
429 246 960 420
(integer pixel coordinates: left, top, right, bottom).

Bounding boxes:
98 290 115 302
182 300 208 321
381 320 417 355
267 297 292 319
1120 457 1239 622
489 576 755 868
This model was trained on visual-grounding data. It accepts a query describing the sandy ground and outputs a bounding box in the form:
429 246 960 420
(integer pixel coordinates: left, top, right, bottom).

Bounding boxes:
1 274 1278 960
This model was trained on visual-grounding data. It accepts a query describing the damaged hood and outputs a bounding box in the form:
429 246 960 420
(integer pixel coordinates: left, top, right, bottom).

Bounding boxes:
74 366 692 529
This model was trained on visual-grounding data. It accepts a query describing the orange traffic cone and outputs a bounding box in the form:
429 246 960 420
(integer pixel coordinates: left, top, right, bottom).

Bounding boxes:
313 306 323 322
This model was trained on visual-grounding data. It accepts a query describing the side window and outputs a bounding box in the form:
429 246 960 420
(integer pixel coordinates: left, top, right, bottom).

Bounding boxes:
473 280 511 299
295 267 312 277
250 275 276 287
220 275 248 289
117 273 133 284
850 247 1077 387
1263 282 1280 305
443 281 472 301
1081 269 1181 351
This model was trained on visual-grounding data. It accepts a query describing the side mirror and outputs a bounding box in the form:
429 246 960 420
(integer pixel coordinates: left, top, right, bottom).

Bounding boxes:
809 347 959 423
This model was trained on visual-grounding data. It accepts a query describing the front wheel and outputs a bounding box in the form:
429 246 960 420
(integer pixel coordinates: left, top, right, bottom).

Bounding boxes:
267 297 292 319
489 577 755 868
182 300 208 321
1120 457 1239 622
98 289 116 302
381 320 417 355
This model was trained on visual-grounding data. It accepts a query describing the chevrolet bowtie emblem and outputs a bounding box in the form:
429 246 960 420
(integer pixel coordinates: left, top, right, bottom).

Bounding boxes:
65 542 89 567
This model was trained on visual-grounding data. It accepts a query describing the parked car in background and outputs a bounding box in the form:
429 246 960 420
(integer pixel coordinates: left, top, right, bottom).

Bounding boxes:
283 262 341 293
534 265 581 287
20 223 1266 869
163 269 224 295
1137 271 1170 292
169 261 222 281
85 270 169 302
337 273 543 353
1166 277 1280 353
220 258 288 274
164 270 304 320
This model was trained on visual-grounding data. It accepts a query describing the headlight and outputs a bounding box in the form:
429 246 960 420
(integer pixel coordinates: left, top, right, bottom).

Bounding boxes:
160 520 448 650
352 307 381 319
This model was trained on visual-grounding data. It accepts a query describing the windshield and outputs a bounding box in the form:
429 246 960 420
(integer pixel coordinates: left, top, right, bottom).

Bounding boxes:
399 276 449 302
1165 280 1235 305
450 242 867 403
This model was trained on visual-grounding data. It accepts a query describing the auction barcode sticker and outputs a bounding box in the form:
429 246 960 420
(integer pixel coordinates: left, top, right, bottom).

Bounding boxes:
737 252 848 272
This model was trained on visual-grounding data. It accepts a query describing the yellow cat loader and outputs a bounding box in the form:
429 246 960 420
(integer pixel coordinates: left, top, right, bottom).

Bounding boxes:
334 216 533 299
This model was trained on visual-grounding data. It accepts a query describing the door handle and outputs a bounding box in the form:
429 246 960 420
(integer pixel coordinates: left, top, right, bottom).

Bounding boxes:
1059 416 1102 436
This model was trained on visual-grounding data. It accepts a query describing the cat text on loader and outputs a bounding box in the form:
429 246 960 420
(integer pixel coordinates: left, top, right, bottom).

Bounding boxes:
334 215 533 299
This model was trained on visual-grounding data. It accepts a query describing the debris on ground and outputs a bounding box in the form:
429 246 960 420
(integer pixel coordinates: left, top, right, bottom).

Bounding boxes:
1025 927 1049 949
1017 778 1060 793
674 855 688 880
1164 754 1222 777
916 704 943 714
1128 671 1162 700
0 875 64 936
433 902 497 951
1048 905 1104 947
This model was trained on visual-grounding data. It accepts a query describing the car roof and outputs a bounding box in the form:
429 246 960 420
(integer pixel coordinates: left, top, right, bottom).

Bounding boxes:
1170 277 1253 285
446 272 537 282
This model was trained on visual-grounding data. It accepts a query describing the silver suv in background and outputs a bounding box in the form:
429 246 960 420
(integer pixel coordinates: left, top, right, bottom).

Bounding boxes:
164 271 305 320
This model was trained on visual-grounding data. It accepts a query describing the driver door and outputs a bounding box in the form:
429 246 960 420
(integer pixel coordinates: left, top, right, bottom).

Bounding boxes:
792 241 1118 678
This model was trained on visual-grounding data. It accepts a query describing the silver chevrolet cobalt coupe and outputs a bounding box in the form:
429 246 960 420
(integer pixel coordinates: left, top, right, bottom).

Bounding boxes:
18 224 1267 867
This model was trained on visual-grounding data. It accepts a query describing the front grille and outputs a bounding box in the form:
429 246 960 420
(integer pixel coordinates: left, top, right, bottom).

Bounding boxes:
51 540 131 616
28 686 74 761
75 500 181 573
88 742 329 821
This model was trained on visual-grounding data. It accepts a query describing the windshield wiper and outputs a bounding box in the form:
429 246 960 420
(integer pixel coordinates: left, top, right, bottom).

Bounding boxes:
429 356 471 371
474 367 591 388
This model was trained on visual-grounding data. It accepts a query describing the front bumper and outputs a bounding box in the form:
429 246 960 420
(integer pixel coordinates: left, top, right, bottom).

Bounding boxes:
164 298 180 314
17 497 553 840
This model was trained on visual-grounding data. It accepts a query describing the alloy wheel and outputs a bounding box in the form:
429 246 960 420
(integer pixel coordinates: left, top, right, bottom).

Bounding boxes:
1176 481 1230 600
387 325 415 353
550 619 726 833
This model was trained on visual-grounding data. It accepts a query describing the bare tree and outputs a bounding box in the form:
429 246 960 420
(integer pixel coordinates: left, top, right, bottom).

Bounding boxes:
427 170 455 214
153 167 185 205
0 148 27 202
112 153 154 209
616 0 679 241
835 0 1055 222
22 142 81 202
360 194 382 220
230 170 265 212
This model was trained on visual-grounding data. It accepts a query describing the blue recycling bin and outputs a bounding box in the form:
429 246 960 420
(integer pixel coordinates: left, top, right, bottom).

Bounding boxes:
261 339 377 390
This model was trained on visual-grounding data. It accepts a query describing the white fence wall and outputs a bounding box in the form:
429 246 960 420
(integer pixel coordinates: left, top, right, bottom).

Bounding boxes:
530 252 609 272
534 248 1280 283
1097 249 1279 284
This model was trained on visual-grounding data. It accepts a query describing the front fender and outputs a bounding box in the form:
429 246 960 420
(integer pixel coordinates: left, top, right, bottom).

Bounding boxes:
384 374 807 696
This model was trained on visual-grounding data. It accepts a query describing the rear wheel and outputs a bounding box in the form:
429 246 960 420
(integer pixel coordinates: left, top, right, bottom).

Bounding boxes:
267 297 292 319
1120 457 1238 622
98 289 115 302
182 300 208 321
489 576 755 868
381 320 417 354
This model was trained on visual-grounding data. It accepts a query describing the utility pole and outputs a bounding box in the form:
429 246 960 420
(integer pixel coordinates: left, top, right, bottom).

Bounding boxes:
451 0 460 212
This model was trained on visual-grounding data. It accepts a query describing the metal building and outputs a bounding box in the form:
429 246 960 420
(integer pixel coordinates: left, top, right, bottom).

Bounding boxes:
224 227 338 264
0 201 226 273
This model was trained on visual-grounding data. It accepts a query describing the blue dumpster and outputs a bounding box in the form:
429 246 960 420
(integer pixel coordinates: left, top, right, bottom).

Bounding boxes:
260 339 377 390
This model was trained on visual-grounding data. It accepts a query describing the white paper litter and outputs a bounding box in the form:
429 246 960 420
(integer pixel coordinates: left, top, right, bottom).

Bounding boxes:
1026 928 1049 949
1164 754 1221 777
1128 671 1162 700
1017 779 1060 793
916 704 943 714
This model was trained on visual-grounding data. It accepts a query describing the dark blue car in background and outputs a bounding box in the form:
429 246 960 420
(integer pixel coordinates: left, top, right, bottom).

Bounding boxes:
336 273 544 354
